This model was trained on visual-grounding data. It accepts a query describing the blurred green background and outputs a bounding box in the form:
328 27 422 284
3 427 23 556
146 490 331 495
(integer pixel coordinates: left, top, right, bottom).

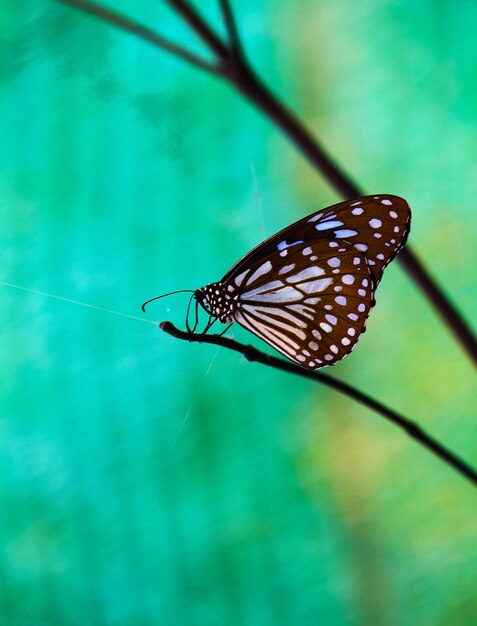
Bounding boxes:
2 1 477 624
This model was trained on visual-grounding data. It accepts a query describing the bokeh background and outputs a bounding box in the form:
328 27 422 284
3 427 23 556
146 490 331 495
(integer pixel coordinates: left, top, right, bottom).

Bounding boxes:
2 1 477 624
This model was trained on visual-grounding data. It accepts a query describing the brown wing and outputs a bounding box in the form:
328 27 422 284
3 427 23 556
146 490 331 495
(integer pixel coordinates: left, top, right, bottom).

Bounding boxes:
223 195 411 289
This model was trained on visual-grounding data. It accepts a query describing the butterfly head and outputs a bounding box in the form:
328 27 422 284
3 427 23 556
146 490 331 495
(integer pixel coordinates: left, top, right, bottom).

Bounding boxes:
195 282 236 324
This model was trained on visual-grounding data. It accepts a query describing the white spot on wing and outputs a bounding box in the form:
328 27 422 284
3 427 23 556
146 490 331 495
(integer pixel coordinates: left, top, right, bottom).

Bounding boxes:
235 270 249 287
300 278 333 294
241 280 283 297
241 284 302 302
334 229 358 238
369 218 382 228
314 220 344 231
278 239 304 251
288 266 325 283
308 212 335 223
246 260 273 285
278 263 296 275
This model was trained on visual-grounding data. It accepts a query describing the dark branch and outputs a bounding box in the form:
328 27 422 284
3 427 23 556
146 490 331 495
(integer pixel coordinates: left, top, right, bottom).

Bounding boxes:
53 0 224 76
161 321 477 488
398 247 477 365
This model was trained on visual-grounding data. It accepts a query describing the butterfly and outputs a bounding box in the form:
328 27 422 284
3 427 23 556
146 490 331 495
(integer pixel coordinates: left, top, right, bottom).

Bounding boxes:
147 195 411 369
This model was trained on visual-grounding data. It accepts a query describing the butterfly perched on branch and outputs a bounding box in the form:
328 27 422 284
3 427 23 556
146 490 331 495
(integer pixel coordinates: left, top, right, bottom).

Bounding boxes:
146 195 411 369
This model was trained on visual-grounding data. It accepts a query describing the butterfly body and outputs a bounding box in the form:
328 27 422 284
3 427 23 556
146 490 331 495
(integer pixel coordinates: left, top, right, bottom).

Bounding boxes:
194 195 411 369
194 282 237 323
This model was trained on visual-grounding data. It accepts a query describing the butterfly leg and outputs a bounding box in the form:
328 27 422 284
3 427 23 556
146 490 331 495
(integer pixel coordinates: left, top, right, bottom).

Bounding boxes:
191 299 201 333
185 293 194 333
201 316 219 335
217 322 233 337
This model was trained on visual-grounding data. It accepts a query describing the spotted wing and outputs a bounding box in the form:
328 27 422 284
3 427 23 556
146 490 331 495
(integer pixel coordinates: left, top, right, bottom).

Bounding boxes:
224 194 411 289
231 240 374 369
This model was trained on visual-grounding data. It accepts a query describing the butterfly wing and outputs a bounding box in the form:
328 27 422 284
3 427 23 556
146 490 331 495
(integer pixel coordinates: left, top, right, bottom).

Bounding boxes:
224 195 411 289
220 195 411 368
231 240 373 368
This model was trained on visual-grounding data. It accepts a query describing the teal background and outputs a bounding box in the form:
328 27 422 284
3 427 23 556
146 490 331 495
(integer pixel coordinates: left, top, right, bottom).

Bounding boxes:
2 1 477 624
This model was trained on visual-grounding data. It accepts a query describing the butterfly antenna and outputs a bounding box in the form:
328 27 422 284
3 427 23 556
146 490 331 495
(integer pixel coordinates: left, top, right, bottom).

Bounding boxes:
141 289 195 313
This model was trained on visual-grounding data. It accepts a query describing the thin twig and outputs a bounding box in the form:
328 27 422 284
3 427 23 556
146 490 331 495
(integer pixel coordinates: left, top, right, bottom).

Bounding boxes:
53 0 224 76
165 0 229 61
161 321 477 488
53 0 477 367
218 0 246 61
